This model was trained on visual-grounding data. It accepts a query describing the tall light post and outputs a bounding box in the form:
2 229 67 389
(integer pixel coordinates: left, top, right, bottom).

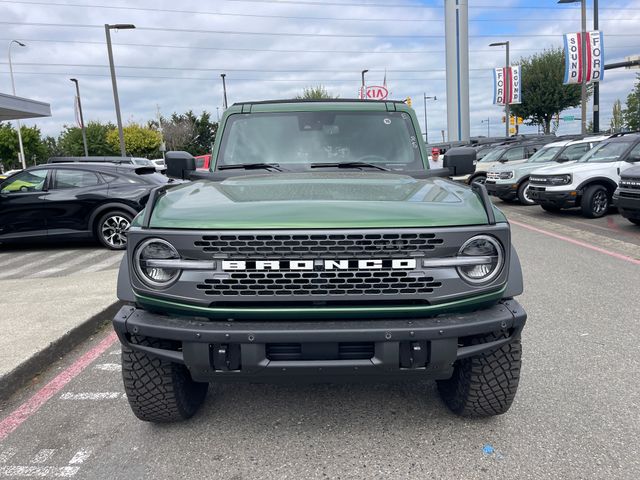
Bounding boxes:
220 73 228 109
489 41 510 138
70 78 89 157
8 40 27 169
105 23 135 158
361 69 368 99
481 118 491 137
423 94 436 144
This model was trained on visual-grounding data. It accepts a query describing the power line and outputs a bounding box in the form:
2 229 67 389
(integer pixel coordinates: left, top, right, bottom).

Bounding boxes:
0 38 633 55
3 21 640 38
1 0 635 22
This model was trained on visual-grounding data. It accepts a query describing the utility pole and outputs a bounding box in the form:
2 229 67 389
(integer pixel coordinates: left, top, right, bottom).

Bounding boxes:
481 118 490 137
490 41 510 137
70 79 88 157
423 94 436 144
8 40 27 169
361 69 368 99
105 23 136 157
580 0 587 135
221 74 228 109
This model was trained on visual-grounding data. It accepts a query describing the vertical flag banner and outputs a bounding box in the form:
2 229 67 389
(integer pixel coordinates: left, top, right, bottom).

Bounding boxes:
494 66 521 105
563 31 604 85
510 65 521 104
493 68 506 105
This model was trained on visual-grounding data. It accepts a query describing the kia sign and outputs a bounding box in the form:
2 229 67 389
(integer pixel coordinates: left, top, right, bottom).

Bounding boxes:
360 85 388 100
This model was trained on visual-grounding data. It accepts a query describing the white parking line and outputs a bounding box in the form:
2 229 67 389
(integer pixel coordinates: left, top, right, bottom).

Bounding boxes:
68 449 91 466
108 350 120 355
0 448 17 464
0 251 76 280
27 251 107 279
0 465 79 477
72 254 123 275
30 450 56 464
92 364 121 372
59 392 122 401
0 252 41 268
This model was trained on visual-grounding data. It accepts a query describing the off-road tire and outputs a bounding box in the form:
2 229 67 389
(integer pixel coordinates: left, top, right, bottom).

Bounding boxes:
470 175 486 186
437 333 522 417
517 180 535 206
122 337 208 422
581 185 610 218
540 204 561 213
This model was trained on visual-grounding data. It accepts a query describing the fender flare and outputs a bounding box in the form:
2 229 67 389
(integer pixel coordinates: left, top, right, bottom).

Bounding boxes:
576 177 618 194
117 255 136 303
503 245 524 299
89 202 139 234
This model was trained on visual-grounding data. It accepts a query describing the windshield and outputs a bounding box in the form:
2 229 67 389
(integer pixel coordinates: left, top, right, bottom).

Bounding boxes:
526 146 562 163
217 111 423 171
478 147 505 163
578 141 631 163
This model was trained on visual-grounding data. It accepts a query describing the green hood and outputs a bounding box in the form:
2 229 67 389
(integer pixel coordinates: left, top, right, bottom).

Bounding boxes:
148 172 502 229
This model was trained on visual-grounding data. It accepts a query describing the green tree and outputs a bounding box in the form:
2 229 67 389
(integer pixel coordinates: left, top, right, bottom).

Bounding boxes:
623 75 640 131
610 99 624 133
58 121 118 156
0 123 48 170
106 123 162 158
296 85 337 100
510 48 584 134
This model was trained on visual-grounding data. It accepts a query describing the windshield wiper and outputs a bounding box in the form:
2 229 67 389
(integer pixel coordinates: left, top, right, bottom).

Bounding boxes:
310 161 389 171
218 163 283 171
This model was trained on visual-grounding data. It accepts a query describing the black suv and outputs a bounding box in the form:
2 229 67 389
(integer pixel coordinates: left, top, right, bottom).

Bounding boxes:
0 162 169 249
614 165 640 226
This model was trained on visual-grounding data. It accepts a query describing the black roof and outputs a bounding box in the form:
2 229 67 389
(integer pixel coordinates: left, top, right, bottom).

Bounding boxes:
607 132 640 142
48 156 136 164
31 162 147 173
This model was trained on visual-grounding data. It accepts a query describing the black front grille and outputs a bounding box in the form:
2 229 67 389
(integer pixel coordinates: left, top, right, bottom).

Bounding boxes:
620 180 640 191
196 270 442 297
266 342 375 361
620 190 640 199
194 233 444 259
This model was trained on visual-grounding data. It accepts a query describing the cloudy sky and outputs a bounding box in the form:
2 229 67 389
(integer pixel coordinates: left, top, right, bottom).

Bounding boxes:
1 0 639 142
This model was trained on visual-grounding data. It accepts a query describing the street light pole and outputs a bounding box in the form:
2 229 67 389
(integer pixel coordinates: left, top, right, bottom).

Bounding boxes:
423 94 436 144
489 41 510 138
580 0 587 135
361 69 368 99
221 74 228 109
481 118 490 137
105 23 135 158
70 78 89 157
8 40 27 169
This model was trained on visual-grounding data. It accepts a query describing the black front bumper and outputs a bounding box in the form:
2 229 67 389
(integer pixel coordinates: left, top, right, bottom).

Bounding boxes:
613 191 640 220
527 187 578 208
485 181 518 200
113 300 527 383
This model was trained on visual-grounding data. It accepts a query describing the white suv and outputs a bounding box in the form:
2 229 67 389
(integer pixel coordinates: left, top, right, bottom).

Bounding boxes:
528 133 640 218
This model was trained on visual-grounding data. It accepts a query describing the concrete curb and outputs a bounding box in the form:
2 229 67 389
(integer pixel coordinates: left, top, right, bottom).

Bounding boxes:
0 301 122 403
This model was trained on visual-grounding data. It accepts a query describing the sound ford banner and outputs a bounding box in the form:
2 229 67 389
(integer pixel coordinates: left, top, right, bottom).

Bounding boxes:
563 31 604 85
493 66 521 105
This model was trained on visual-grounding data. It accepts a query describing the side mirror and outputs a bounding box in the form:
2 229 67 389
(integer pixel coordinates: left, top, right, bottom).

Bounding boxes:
443 147 476 176
557 156 571 163
165 151 196 180
626 155 640 163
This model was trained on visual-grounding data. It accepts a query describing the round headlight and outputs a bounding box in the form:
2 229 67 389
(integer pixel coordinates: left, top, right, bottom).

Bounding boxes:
456 235 504 285
134 238 181 288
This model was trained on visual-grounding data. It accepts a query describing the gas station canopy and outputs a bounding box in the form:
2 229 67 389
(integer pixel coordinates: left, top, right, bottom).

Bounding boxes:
0 92 51 121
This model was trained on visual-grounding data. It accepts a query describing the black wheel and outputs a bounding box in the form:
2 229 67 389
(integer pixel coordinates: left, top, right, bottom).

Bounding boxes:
122 337 208 423
540 204 561 213
581 185 610 218
95 210 132 250
437 333 522 417
517 180 536 206
470 175 486 186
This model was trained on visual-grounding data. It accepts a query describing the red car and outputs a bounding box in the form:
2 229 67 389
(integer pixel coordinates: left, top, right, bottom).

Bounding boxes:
194 154 211 171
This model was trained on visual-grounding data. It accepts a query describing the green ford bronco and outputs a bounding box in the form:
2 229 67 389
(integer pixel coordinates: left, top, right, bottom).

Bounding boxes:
113 99 526 422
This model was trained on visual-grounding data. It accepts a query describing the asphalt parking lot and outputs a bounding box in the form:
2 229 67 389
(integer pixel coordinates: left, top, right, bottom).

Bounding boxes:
0 207 639 480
